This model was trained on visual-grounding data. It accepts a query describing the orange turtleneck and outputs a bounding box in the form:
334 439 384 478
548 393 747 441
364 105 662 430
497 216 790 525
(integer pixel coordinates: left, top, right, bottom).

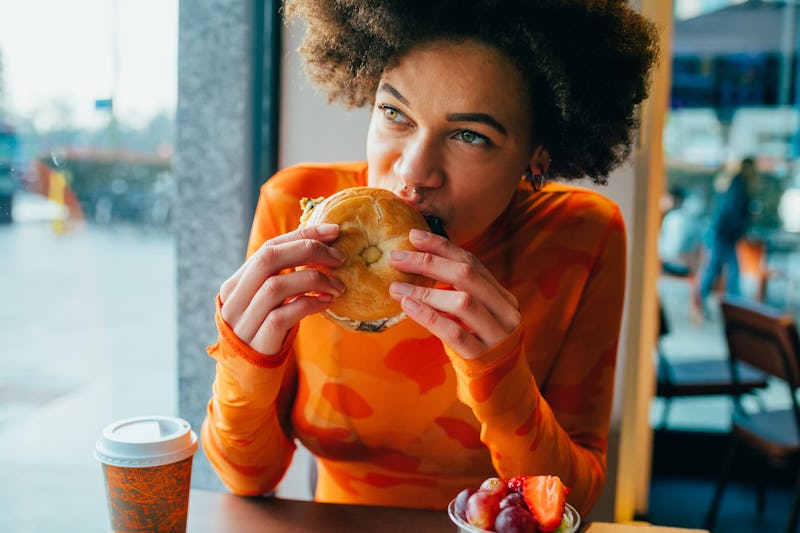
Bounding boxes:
202 161 625 515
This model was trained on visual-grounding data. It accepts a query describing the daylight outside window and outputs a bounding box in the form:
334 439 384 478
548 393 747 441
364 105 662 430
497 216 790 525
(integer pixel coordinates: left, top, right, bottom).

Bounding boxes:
656 0 800 432
0 2 178 530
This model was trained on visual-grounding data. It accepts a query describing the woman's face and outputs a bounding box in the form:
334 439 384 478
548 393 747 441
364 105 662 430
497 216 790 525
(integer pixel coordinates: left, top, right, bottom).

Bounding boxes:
367 39 540 245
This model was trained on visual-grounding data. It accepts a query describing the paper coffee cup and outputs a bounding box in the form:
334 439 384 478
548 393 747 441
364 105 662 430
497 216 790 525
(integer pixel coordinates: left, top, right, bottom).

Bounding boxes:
95 416 198 533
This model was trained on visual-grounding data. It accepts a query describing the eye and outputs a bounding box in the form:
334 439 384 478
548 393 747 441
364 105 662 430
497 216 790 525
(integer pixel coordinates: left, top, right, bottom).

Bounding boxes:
456 130 491 146
379 104 405 123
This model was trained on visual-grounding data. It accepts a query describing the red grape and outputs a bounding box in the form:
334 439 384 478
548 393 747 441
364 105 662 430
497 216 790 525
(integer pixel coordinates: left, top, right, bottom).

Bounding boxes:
499 492 526 510
495 506 538 533
465 489 503 530
480 477 510 499
454 488 476 520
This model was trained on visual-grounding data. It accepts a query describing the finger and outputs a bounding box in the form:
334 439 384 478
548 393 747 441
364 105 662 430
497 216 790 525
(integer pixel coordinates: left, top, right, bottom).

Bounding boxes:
222 224 340 298
389 246 519 329
407 229 518 307
400 296 485 359
390 282 510 345
250 294 334 355
229 268 345 342
266 223 340 247
220 261 249 303
223 239 346 320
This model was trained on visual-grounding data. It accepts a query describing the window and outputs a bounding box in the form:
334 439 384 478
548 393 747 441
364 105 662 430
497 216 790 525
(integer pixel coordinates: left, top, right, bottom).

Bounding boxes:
657 0 800 432
0 2 178 530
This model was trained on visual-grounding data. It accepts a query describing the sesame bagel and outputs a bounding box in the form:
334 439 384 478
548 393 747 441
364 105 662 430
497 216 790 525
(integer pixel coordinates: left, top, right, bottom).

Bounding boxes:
300 187 434 332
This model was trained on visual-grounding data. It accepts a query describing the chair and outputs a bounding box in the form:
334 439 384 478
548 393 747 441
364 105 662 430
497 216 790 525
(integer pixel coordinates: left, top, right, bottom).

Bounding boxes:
655 300 768 430
704 297 800 533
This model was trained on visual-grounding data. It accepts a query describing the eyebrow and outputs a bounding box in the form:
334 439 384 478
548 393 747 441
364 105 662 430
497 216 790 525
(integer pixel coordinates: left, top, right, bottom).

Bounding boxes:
378 83 409 105
378 82 508 136
446 113 508 136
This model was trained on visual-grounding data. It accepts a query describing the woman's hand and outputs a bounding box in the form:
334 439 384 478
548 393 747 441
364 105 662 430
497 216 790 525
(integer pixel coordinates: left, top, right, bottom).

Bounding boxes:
388 229 521 358
219 224 346 355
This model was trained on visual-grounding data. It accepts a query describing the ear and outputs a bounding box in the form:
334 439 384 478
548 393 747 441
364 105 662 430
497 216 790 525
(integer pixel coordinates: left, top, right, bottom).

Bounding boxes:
528 145 551 174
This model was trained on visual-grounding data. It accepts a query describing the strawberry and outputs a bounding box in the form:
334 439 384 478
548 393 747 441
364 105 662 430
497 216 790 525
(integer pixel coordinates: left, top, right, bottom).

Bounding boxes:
506 475 569 533
507 475 526 494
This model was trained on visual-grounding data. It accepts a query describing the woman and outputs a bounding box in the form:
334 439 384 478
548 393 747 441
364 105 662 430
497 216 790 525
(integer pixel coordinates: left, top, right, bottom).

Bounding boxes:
202 0 658 515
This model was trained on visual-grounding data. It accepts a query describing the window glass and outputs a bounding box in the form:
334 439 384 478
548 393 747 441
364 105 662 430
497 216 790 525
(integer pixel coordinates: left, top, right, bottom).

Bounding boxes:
0 1 178 530
657 0 800 431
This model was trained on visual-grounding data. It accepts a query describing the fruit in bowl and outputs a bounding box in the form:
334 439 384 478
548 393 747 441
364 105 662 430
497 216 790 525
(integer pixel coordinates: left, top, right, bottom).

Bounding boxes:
448 475 579 533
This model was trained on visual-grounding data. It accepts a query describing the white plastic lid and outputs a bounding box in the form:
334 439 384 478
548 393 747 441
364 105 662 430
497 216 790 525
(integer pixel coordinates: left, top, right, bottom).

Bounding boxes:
94 416 198 468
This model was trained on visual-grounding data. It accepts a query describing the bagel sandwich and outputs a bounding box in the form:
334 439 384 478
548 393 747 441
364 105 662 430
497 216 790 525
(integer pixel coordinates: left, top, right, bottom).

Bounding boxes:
299 187 435 332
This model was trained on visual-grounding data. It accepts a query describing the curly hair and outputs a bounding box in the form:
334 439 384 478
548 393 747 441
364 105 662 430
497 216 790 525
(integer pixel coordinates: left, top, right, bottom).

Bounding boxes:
283 0 660 184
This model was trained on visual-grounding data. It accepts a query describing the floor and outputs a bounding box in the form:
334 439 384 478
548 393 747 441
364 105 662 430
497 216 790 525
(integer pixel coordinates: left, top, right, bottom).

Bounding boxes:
2 191 798 532
649 474 796 532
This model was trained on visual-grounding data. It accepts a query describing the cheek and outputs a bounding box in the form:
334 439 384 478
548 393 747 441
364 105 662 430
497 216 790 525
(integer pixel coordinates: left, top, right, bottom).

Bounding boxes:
366 127 395 171
366 144 394 188
455 173 520 223
457 169 520 204
447 184 500 224
365 122 379 161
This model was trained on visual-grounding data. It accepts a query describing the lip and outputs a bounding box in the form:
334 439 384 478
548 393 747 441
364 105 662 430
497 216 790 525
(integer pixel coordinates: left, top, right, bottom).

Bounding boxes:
395 190 448 238
398 194 432 217
408 201 437 221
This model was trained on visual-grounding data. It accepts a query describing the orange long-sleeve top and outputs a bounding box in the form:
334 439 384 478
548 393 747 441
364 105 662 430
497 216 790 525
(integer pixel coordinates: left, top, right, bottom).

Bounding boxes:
201 162 626 515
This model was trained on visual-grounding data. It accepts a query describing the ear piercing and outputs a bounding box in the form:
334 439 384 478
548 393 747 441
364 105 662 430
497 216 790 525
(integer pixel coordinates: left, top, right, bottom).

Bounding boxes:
524 166 545 191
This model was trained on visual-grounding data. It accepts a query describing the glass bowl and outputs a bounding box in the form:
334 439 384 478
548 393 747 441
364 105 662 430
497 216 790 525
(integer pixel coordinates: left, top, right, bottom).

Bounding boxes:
447 497 580 533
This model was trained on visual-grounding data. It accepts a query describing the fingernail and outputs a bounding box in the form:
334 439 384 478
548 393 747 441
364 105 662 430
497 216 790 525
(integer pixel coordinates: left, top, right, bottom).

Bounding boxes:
317 224 338 237
330 247 346 261
389 250 410 261
403 297 421 312
317 293 334 302
390 282 412 296
410 228 429 240
331 277 346 294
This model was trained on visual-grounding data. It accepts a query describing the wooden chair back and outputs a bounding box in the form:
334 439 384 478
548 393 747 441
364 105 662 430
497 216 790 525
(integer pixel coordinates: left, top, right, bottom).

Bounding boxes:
706 298 800 532
721 297 800 389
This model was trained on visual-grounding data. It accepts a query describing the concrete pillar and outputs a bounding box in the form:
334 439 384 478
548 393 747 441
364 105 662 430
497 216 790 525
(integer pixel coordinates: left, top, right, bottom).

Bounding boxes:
174 0 259 489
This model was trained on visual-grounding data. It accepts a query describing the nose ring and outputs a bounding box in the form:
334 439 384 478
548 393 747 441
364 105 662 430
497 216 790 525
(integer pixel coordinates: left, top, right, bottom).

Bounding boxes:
403 185 419 194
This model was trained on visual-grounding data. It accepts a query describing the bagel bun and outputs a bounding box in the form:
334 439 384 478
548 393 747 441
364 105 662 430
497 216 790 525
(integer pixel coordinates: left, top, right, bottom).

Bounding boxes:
300 187 435 332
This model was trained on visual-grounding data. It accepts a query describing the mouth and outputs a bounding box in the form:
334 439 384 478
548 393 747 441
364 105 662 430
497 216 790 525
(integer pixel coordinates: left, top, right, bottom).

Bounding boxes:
396 189 449 239
423 214 448 239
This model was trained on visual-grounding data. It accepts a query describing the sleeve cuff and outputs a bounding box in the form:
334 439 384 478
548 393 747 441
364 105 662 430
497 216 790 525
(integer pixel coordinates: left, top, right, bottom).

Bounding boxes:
444 323 524 379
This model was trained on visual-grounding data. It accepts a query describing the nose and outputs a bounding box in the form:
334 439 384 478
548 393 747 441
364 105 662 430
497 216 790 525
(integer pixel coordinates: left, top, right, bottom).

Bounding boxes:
393 135 444 192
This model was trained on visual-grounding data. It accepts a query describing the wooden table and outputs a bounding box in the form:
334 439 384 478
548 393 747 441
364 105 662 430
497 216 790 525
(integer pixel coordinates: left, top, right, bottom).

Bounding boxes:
186 490 707 532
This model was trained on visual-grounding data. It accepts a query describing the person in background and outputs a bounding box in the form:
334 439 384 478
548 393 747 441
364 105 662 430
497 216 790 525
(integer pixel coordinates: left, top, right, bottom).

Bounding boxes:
201 0 658 516
695 157 759 310
659 185 705 278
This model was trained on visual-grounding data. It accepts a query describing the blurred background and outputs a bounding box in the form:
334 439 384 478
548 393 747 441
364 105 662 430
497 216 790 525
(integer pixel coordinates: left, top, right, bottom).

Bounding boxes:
0 1 179 531
3 0 800 531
